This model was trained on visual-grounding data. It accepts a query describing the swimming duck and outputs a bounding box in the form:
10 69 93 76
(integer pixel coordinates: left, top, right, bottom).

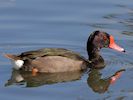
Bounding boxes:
4 30 125 73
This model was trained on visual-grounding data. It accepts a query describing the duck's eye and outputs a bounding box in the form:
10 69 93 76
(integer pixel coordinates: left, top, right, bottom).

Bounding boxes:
103 36 107 41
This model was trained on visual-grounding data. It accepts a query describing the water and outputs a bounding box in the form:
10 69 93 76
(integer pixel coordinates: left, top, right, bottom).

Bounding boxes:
0 0 133 100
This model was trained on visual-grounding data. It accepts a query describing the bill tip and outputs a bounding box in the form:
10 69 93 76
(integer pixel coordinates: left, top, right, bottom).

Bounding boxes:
123 50 126 52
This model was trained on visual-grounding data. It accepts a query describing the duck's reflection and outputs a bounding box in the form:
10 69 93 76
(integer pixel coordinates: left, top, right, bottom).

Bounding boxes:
87 69 125 93
5 70 83 87
5 68 125 92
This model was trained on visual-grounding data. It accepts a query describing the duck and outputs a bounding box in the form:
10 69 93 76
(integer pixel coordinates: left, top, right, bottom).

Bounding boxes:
4 30 125 73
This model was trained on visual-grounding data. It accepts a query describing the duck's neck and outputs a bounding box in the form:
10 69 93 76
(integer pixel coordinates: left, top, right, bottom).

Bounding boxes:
87 44 100 60
87 42 105 68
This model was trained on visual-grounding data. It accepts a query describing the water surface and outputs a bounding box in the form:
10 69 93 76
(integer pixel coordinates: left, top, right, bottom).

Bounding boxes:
0 0 133 100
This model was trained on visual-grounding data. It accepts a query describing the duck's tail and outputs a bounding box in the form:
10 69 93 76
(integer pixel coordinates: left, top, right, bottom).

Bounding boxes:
4 54 24 70
4 54 20 60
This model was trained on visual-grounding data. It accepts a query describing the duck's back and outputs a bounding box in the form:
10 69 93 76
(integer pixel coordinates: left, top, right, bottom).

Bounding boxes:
19 48 86 61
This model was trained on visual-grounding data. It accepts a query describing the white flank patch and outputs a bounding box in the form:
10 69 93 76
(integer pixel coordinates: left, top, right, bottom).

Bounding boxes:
11 60 24 70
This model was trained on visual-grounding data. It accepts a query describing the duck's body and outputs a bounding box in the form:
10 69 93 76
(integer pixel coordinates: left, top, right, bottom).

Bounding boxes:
5 31 125 73
5 48 89 73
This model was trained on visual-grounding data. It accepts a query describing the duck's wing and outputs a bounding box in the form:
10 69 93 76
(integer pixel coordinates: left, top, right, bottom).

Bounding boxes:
18 48 88 62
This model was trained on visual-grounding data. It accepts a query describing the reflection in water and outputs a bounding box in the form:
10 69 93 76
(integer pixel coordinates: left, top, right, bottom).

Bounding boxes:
5 70 83 87
5 68 125 93
87 69 125 94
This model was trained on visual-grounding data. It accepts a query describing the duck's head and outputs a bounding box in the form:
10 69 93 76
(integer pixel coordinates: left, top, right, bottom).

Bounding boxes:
87 30 125 59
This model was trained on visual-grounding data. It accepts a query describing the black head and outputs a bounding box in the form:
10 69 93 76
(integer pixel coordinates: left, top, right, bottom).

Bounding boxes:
87 31 110 58
87 31 110 55
87 30 125 55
